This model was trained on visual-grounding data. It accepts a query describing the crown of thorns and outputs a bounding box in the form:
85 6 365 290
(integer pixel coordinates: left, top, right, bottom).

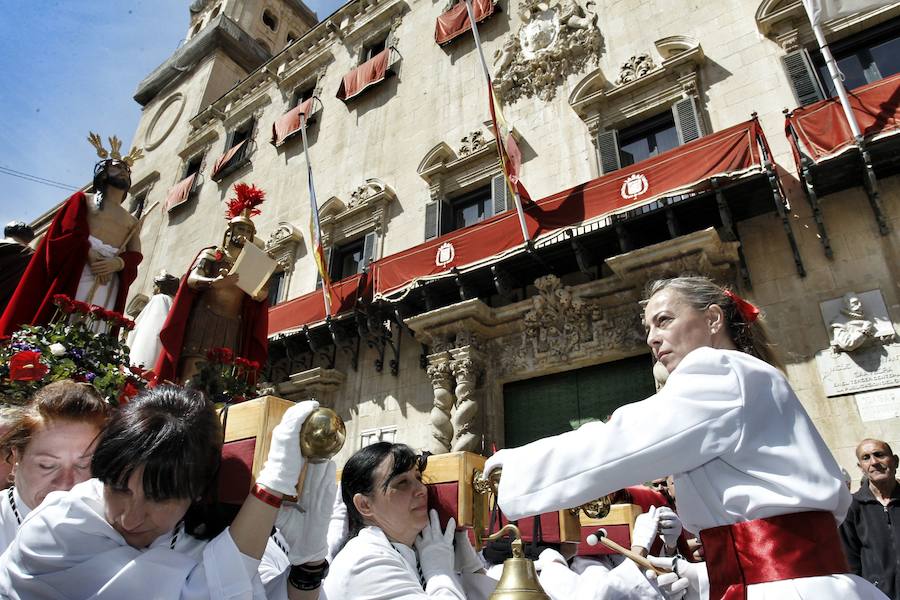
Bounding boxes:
87 132 144 168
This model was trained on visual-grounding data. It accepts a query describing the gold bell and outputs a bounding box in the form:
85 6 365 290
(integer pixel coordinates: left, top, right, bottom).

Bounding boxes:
485 524 550 600
299 406 346 462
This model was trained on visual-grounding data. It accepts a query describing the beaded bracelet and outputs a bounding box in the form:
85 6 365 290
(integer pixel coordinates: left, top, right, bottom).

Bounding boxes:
288 561 329 591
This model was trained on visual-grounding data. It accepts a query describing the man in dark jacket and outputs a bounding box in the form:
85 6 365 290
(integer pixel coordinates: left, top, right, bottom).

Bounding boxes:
841 438 900 599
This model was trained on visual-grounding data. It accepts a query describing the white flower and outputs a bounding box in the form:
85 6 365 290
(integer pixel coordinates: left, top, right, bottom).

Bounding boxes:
49 343 67 357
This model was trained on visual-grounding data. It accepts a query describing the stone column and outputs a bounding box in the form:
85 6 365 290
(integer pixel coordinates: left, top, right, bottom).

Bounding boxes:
426 351 454 454
450 346 484 452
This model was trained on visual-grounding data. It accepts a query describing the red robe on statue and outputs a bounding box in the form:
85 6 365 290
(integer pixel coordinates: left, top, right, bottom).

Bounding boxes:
153 249 269 384
0 192 142 337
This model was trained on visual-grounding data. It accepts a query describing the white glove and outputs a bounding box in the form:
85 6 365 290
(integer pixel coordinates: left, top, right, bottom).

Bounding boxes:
483 451 506 477
415 509 457 581
533 547 568 572
454 530 483 574
256 400 318 496
656 506 683 550
275 460 336 564
631 505 659 552
648 556 709 600
645 569 689 600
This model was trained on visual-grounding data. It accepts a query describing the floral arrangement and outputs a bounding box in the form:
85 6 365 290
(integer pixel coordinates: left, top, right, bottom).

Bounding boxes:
0 294 147 406
186 346 260 405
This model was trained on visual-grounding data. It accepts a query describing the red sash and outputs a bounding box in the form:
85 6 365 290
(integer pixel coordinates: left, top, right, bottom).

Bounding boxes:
699 511 849 600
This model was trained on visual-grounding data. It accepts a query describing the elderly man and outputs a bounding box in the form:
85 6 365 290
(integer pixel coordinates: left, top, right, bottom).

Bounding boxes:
841 438 900 599
0 222 34 315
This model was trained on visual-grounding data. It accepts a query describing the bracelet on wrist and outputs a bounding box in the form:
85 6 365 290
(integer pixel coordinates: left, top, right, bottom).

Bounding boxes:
288 560 329 590
250 483 283 508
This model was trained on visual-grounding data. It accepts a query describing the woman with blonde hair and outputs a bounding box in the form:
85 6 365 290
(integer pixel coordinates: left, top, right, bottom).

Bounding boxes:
485 276 887 600
0 379 110 550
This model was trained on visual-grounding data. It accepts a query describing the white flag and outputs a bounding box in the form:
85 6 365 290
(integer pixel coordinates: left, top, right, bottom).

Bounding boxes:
803 0 892 25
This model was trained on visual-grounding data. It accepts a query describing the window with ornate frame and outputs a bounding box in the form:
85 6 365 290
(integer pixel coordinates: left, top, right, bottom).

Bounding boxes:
265 222 303 305
418 129 515 241
125 170 160 220
568 36 707 176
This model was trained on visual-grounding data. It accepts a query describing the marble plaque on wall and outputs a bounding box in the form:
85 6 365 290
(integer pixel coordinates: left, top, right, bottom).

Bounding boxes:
854 388 900 422
816 343 900 397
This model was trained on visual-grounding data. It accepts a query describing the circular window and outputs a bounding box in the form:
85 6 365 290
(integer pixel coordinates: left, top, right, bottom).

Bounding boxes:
262 9 278 32
144 93 186 151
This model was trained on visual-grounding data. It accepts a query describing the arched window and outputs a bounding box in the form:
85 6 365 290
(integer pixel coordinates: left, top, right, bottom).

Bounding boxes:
262 9 278 32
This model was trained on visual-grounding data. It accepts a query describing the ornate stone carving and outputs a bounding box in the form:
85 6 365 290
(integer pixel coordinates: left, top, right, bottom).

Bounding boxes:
493 0 603 103
458 130 486 157
522 274 595 361
348 177 387 208
265 222 303 272
614 53 656 85
426 354 454 454
450 349 483 452
592 303 646 352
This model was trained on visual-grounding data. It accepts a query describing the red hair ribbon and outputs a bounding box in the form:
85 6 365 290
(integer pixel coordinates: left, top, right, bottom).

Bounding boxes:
724 289 760 323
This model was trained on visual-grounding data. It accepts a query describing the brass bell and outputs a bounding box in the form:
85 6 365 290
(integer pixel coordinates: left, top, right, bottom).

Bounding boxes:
299 406 346 462
485 524 550 600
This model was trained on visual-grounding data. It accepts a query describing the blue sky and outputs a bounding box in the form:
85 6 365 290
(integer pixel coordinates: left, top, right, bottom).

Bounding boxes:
0 0 341 228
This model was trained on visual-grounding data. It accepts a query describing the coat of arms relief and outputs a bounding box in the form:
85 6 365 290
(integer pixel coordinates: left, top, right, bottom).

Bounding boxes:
492 0 603 103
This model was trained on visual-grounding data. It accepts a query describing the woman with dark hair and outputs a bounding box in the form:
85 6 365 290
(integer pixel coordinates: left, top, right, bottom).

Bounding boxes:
0 380 111 551
322 442 474 599
0 386 334 600
485 276 887 600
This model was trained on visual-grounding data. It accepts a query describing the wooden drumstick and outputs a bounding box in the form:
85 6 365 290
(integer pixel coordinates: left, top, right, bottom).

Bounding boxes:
586 528 671 575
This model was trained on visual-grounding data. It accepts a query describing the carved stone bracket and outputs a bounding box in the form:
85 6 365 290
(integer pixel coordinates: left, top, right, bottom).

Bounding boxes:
449 345 485 452
275 366 346 406
265 222 303 271
426 352 454 454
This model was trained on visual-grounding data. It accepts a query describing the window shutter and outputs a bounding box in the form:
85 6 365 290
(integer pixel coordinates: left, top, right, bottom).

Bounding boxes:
425 200 440 241
384 29 394 51
782 49 825 106
361 231 377 271
315 247 332 289
492 173 509 214
672 97 704 145
596 130 621 175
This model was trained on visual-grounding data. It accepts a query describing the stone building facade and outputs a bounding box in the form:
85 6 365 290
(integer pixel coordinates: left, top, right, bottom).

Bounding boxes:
66 0 900 473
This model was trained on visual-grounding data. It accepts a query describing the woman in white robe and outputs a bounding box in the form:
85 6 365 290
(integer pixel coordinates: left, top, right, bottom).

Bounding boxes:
484 276 888 600
0 386 333 600
0 380 110 551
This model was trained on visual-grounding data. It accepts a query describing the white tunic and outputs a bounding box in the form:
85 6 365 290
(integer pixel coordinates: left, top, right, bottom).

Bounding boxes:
0 479 266 599
322 525 467 599
0 487 30 554
127 293 174 368
493 347 886 600
75 236 120 310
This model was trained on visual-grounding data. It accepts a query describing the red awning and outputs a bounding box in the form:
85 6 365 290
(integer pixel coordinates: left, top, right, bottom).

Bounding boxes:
267 273 368 337
785 72 900 169
271 98 316 146
336 48 392 102
370 119 768 299
211 139 248 180
435 0 495 45
165 173 196 212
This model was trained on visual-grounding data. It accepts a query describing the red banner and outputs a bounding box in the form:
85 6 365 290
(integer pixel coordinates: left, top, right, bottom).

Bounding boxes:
371 119 765 298
435 0 495 45
337 49 391 102
267 273 367 336
271 98 315 146
786 72 900 168
165 173 196 212
210 139 248 180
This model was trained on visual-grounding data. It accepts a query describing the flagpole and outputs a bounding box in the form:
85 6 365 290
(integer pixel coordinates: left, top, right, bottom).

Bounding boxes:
300 108 333 318
803 3 864 140
464 0 531 245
